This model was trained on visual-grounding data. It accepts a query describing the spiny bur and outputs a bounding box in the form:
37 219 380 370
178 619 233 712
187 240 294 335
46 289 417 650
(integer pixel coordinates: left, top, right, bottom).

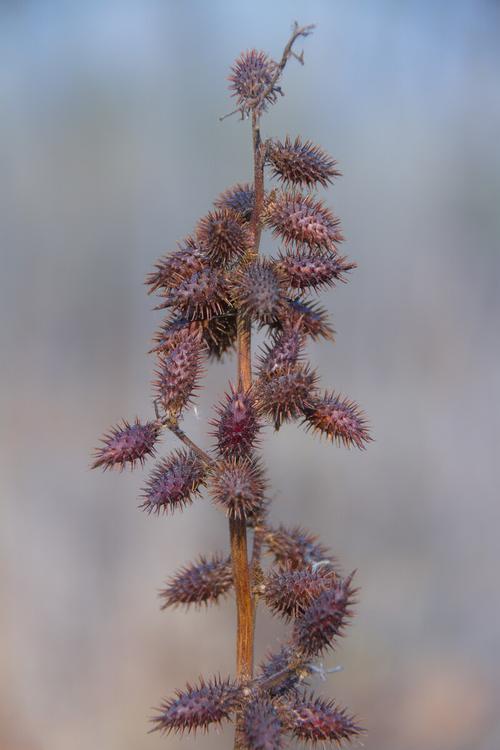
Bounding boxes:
243 698 282 750
214 182 255 221
280 693 362 745
140 449 206 515
209 456 267 521
91 21 371 749
211 383 262 458
160 554 233 609
267 135 342 188
91 418 161 471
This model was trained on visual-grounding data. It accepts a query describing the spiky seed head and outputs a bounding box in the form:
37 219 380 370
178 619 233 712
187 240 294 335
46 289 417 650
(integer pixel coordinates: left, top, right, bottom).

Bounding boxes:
243 698 282 750
151 676 241 735
257 327 305 378
140 449 206 515
232 260 287 325
209 456 266 520
149 319 203 357
268 136 341 188
229 49 279 115
159 554 233 609
258 646 302 697
197 309 238 360
263 567 339 621
196 208 252 264
293 573 357 657
256 365 318 430
281 693 362 745
146 237 207 295
152 313 238 361
151 315 237 362
303 391 371 449
155 267 229 320
211 384 262 458
266 191 344 251
264 525 333 570
152 332 204 416
91 418 161 471
214 182 255 222
278 298 335 341
275 250 356 293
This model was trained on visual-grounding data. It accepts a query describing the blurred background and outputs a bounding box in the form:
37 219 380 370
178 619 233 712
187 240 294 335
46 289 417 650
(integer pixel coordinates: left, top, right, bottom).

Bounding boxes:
1 1 500 748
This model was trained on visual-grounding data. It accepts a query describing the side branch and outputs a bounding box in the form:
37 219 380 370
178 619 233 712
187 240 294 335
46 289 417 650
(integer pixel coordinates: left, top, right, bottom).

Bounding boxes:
158 414 214 467
254 21 315 111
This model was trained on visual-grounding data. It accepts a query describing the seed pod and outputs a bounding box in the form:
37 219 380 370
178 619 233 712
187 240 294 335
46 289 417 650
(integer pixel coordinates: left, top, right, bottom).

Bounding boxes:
293 573 357 657
257 327 305 378
150 319 203 356
159 554 233 609
303 391 371 449
146 236 207 295
256 364 318 430
91 418 161 471
211 384 262 458
229 49 279 115
155 268 229 321
196 208 252 264
263 567 338 621
199 309 238 360
232 259 287 325
209 456 266 521
151 312 238 361
151 676 240 735
277 298 335 341
214 182 255 222
280 692 362 745
275 250 356 292
153 331 204 416
264 525 333 570
140 449 206 515
268 136 341 188
243 698 282 750
266 191 343 251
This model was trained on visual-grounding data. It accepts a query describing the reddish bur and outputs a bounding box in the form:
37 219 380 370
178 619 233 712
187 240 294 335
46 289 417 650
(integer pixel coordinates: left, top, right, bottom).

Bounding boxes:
92 21 371 749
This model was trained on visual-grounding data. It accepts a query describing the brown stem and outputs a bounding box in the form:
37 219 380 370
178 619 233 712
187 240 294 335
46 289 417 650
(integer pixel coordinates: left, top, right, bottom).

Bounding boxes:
229 517 254 682
230 109 263 696
229 102 267 750
228 27 314 747
251 110 265 256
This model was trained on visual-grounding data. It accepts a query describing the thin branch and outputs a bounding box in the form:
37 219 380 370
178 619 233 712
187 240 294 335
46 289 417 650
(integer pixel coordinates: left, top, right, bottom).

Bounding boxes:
219 107 247 123
253 21 315 112
167 422 213 466
155 407 214 467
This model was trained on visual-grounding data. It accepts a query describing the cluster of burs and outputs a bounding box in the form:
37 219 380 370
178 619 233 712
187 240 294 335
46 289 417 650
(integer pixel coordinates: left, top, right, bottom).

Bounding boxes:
93 35 370 749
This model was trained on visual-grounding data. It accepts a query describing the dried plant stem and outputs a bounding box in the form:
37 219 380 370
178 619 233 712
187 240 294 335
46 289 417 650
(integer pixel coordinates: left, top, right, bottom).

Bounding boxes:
251 110 266 255
230 113 264 690
228 106 266 750
231 305 254 688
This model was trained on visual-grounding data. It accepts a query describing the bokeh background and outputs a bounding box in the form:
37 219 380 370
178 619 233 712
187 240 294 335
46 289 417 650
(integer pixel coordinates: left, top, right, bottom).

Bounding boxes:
2 1 500 748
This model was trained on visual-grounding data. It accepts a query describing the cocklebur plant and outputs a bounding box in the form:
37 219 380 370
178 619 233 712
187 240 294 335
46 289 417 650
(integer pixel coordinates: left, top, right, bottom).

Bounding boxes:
92 22 371 749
